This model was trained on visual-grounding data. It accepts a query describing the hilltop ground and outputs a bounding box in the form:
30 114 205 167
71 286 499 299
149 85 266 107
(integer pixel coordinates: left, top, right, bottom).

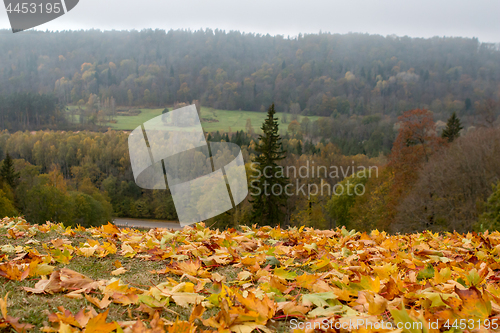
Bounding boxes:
0 217 499 333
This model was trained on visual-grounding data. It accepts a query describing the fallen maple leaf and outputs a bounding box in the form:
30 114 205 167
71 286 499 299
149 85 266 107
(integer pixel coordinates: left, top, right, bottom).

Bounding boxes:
356 290 387 315
85 294 112 309
24 268 97 294
84 309 117 333
454 286 491 319
111 267 127 276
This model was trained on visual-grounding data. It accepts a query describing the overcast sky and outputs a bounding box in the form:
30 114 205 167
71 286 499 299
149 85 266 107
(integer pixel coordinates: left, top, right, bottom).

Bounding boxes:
0 0 499 43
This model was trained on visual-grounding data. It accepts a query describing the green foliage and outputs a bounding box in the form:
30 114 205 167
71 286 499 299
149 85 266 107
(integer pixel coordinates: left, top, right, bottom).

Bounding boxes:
326 171 370 228
250 104 289 227
22 176 73 224
347 168 394 232
290 195 329 229
0 153 19 188
476 181 500 232
296 141 302 155
441 112 463 142
19 173 112 227
0 189 17 217
0 152 20 218
69 191 111 227
151 190 177 220
0 93 62 131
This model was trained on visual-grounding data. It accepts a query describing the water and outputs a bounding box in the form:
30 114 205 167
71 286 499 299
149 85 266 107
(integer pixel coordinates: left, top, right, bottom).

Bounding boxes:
112 217 182 230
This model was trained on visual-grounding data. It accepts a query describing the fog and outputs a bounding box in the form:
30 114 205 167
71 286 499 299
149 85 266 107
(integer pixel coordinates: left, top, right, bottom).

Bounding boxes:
0 0 499 42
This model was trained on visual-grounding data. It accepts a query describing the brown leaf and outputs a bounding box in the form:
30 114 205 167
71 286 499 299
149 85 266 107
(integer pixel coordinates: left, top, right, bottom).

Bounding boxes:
84 309 117 333
85 294 112 309
455 286 491 319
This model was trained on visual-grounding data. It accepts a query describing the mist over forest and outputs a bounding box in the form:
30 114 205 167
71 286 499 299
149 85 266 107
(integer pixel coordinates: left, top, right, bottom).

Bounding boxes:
0 28 499 118
0 28 500 233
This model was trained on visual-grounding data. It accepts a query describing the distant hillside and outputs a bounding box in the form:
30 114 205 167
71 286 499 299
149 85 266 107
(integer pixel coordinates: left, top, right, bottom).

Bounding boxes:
0 29 499 120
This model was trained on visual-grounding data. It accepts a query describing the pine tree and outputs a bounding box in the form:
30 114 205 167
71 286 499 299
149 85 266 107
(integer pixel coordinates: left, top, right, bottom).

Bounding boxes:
441 112 463 143
0 153 19 189
250 103 289 226
465 98 472 111
297 141 303 155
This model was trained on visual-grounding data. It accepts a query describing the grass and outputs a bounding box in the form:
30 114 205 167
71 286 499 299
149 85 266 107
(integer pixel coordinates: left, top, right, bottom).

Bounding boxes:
197 107 321 134
0 229 189 332
66 106 321 133
4 217 497 333
0 220 302 332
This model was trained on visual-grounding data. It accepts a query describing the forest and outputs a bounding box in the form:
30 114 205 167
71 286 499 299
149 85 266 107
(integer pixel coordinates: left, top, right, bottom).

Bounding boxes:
0 29 499 233
0 29 499 120
1 103 500 234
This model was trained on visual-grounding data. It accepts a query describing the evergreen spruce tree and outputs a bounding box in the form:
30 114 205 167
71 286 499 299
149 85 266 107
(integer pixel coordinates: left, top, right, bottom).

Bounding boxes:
250 104 289 226
441 112 463 142
297 141 303 155
0 153 19 189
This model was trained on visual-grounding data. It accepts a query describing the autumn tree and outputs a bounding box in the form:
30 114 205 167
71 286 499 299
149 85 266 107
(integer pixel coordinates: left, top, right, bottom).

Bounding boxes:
143 89 151 106
476 99 499 128
127 89 133 106
348 167 394 232
389 109 442 189
326 171 370 228
250 104 289 227
387 109 443 226
0 189 17 217
245 118 254 136
290 103 301 121
395 127 500 233
288 120 300 136
441 112 463 142
476 181 500 232
301 117 310 136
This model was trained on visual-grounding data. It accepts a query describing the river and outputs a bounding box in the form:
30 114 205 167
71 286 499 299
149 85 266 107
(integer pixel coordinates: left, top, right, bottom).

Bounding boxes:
112 217 183 230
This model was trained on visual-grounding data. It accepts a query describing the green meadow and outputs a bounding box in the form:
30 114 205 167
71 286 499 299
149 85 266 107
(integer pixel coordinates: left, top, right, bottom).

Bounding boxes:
67 106 320 133
196 107 320 133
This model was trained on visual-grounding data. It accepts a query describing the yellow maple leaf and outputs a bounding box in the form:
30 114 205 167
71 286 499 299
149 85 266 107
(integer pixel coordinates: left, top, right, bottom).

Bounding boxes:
84 309 117 333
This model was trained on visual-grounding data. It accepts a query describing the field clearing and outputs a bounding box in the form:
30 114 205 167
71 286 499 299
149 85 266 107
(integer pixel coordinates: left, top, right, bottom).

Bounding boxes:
0 217 499 332
66 106 321 133
197 107 320 134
